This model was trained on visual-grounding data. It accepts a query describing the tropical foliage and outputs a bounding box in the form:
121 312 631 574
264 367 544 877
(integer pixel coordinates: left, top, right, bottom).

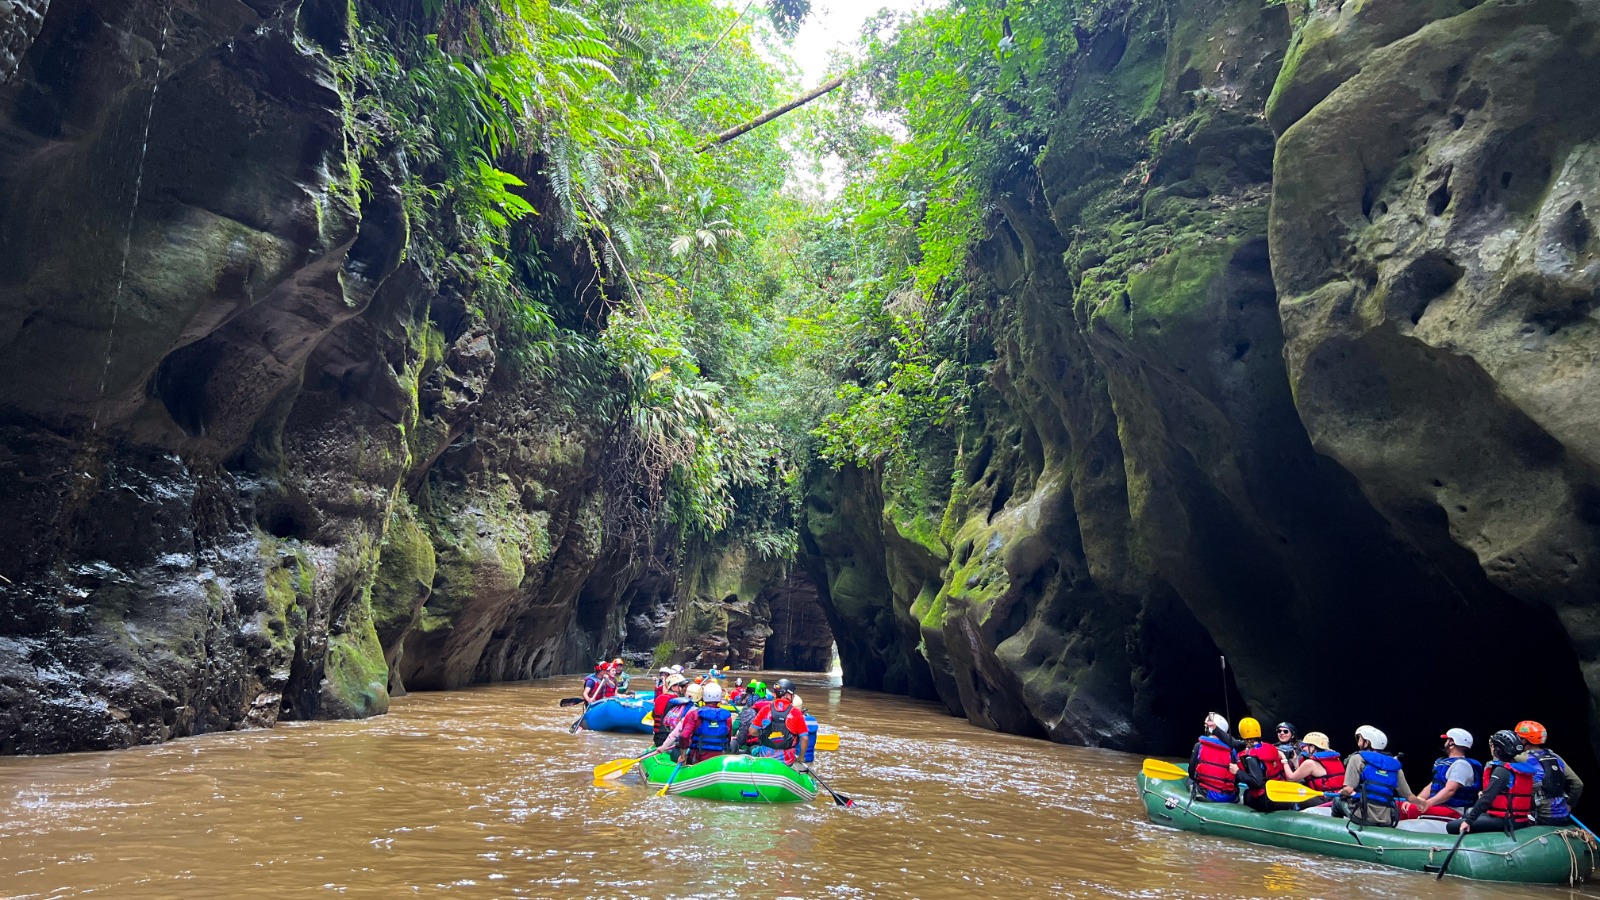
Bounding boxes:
339 0 1092 556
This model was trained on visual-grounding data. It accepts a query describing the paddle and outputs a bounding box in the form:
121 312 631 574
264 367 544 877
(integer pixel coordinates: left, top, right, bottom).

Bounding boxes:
593 750 659 784
803 765 854 808
568 702 588 734
1142 758 1189 781
1423 828 1468 880
656 755 689 797
1265 780 1334 804
641 713 653 726
558 697 585 707
813 734 840 752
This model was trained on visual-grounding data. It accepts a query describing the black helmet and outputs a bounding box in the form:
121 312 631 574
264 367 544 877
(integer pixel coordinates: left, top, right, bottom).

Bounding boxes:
774 678 795 695
1489 729 1525 760
1276 722 1296 737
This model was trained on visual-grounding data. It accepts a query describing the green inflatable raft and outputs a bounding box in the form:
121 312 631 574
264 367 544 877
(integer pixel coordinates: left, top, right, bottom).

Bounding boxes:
640 752 818 803
1139 771 1595 885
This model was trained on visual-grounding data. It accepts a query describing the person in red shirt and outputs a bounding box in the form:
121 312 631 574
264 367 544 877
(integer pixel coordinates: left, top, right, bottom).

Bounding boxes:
748 694 809 765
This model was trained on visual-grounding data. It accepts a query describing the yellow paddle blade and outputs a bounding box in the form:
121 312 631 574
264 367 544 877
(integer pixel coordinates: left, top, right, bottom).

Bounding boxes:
641 714 653 725
592 756 642 783
813 734 840 751
1142 758 1189 781
1266 780 1328 804
655 780 672 797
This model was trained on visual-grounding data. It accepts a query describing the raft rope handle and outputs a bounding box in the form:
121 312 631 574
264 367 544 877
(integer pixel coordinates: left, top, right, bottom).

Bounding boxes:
1146 783 1595 882
742 763 778 806
1556 827 1598 886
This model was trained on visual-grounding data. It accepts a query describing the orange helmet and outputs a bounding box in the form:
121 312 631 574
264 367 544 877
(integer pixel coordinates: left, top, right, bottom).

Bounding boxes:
1515 720 1548 746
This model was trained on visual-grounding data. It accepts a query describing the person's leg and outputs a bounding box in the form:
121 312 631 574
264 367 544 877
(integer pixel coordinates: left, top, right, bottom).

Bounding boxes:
1450 814 1511 835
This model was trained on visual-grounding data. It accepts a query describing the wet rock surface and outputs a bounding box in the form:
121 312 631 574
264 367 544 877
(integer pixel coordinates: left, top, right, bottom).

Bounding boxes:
0 0 632 752
802 0 1600 768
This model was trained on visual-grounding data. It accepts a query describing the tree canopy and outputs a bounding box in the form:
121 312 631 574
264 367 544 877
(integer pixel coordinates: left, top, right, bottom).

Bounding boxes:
342 0 1093 558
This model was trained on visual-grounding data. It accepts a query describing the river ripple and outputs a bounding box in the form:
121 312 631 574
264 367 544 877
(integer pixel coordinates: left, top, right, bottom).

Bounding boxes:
0 673 1590 898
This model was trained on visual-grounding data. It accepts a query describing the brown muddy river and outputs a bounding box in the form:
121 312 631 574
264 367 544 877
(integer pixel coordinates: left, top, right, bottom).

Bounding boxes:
0 672 1592 898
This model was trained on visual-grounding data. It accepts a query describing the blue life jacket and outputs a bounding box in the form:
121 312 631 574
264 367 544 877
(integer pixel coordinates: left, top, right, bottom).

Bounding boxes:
690 704 734 753
1527 749 1571 819
1357 749 1402 808
1429 756 1483 808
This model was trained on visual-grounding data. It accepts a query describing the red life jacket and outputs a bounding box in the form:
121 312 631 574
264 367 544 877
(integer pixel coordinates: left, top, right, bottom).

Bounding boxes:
1307 750 1345 792
1485 760 1538 825
1193 736 1237 800
1244 743 1285 800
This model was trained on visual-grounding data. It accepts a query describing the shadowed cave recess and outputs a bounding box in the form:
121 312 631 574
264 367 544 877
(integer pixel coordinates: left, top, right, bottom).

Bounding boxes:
0 0 1597 804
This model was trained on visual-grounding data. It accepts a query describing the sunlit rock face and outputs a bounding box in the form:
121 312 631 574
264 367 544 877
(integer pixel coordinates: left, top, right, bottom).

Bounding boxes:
0 0 629 753
805 0 1600 767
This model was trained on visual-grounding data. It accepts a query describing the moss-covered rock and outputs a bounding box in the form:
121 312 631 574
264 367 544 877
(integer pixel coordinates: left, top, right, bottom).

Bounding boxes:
0 0 635 753
1270 0 1600 755
320 588 390 718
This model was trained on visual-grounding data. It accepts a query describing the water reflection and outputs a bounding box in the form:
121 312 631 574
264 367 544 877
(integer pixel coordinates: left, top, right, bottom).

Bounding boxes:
0 673 1592 899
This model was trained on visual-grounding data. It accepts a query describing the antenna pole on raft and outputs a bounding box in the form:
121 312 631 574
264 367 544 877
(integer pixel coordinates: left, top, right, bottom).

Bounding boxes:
1221 656 1231 723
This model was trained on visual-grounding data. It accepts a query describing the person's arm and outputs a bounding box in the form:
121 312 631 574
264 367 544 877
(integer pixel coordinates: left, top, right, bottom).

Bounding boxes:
1283 758 1324 784
1422 760 1469 808
1396 770 1423 805
1339 754 1362 796
1189 743 1202 787
1417 782 1450 808
787 709 809 760
1564 754 1584 805
1460 766 1509 831
659 710 698 753
1231 755 1264 790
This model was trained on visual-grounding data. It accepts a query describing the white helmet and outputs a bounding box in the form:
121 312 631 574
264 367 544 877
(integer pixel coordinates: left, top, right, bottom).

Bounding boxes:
1355 725 1388 750
1207 712 1229 735
702 683 723 704
687 682 704 702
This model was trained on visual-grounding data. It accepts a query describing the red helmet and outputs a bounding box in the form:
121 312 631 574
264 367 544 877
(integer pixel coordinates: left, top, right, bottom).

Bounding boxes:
1515 720 1548 746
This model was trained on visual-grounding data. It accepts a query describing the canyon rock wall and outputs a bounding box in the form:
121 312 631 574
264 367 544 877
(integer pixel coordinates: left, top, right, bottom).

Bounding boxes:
0 0 633 752
805 0 1600 766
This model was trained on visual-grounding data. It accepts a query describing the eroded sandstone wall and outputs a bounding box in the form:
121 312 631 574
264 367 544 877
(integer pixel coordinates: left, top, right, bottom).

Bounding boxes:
0 0 634 752
805 0 1600 764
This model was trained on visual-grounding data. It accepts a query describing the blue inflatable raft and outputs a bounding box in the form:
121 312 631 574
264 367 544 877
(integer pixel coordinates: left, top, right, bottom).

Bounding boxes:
582 694 654 733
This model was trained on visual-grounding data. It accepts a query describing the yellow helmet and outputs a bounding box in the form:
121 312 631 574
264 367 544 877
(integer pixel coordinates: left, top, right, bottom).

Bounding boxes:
1238 717 1263 740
